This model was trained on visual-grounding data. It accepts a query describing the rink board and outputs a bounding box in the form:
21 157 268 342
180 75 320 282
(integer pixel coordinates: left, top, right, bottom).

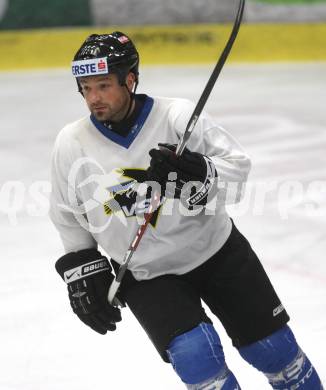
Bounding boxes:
0 23 325 71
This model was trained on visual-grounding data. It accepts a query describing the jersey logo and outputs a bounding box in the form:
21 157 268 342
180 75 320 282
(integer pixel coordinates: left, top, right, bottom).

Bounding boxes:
103 168 164 227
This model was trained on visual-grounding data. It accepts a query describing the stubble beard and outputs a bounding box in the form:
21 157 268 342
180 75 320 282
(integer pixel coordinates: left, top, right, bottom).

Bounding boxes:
91 92 131 123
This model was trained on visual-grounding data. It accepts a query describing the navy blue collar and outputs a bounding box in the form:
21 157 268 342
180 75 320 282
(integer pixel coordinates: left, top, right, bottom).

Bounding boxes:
90 96 154 149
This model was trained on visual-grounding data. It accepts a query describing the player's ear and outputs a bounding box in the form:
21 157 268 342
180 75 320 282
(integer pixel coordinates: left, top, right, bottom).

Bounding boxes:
125 72 135 92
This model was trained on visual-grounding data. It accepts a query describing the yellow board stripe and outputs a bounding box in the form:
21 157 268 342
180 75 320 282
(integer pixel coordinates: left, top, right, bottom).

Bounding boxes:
0 23 325 71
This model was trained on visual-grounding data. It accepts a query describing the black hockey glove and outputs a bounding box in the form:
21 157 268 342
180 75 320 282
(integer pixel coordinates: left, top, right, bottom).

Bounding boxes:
147 143 218 207
55 248 122 334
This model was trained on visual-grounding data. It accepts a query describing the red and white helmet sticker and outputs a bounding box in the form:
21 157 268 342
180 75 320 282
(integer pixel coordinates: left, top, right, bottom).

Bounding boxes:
118 35 129 44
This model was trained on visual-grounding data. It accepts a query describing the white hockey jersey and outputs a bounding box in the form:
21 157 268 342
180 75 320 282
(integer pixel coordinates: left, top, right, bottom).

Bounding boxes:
50 96 251 280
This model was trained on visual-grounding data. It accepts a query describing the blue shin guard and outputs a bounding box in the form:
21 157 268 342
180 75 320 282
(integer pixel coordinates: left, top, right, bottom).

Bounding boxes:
238 325 323 389
167 323 241 389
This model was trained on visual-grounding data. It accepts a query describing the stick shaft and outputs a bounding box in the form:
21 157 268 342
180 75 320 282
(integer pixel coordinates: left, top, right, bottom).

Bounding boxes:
176 0 245 156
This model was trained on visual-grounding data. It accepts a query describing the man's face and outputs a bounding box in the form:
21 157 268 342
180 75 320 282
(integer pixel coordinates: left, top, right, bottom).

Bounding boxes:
79 73 134 122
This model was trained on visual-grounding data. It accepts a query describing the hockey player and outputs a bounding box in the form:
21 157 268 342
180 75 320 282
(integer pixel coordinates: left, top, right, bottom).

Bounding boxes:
50 32 323 389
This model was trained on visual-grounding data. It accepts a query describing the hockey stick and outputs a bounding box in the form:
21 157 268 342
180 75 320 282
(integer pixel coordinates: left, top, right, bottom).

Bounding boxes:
108 0 246 306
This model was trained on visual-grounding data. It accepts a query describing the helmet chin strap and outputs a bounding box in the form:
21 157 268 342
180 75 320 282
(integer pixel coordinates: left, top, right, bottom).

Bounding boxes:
114 78 139 124
102 79 138 127
122 85 135 122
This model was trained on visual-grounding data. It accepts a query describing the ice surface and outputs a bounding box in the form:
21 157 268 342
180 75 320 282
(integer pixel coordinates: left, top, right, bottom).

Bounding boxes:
0 63 325 389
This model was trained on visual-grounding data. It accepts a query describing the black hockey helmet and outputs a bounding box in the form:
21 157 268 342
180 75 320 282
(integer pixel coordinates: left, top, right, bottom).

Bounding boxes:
72 31 139 92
